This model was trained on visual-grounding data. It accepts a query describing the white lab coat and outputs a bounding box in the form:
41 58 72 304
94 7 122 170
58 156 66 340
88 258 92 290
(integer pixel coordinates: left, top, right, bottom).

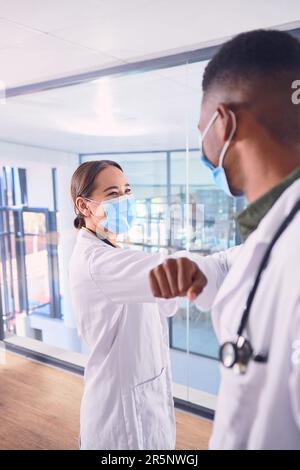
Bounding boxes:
69 176 300 450
193 178 300 449
69 228 181 450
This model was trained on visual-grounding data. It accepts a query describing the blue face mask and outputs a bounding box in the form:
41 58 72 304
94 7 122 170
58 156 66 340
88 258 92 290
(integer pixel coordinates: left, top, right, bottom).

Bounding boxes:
199 110 237 197
87 194 136 235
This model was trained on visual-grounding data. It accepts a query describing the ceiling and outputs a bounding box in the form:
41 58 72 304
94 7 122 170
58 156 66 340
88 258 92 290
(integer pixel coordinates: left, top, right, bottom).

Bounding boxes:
0 0 299 88
0 61 207 153
0 0 299 155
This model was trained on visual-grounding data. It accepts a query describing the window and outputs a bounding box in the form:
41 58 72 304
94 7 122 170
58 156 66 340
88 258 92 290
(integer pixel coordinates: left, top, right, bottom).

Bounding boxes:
0 53 246 410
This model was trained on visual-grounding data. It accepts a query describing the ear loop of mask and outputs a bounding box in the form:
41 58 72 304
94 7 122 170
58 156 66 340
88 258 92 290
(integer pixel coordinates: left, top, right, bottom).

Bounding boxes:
200 110 236 169
201 110 219 142
82 198 105 226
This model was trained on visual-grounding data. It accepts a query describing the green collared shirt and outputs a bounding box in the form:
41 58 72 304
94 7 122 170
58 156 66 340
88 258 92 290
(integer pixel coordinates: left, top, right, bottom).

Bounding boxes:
236 166 300 242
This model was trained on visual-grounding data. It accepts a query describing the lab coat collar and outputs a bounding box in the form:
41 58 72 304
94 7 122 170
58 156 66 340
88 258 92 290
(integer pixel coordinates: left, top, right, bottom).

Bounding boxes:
77 227 125 249
213 178 300 309
77 227 111 246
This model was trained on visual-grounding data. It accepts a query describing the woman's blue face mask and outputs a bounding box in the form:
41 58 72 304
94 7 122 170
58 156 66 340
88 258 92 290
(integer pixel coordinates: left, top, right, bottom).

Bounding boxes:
86 194 136 235
199 110 238 197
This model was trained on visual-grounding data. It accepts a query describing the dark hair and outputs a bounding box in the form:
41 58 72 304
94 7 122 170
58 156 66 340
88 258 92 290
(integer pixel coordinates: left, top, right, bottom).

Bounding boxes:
202 29 300 93
202 29 300 145
71 160 123 229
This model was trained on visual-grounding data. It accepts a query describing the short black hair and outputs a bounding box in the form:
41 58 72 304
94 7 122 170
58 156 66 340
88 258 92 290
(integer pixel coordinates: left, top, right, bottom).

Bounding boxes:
202 29 300 93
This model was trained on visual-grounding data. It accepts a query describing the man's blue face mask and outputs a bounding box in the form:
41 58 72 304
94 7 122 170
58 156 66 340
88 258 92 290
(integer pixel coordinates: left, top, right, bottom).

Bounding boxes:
199 110 238 197
86 194 136 235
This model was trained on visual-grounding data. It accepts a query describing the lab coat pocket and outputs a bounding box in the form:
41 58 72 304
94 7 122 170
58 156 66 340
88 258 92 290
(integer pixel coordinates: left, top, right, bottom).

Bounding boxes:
133 367 175 450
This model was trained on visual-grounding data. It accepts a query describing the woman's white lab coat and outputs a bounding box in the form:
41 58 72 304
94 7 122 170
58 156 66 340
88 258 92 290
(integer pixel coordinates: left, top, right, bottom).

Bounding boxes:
193 178 300 449
69 228 179 450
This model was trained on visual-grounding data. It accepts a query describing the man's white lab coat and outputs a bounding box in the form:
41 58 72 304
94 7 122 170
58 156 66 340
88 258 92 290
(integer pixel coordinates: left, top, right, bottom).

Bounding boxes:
193 178 300 449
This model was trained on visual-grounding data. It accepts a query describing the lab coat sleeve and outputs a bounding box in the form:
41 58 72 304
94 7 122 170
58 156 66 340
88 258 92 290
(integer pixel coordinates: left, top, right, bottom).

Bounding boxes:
156 296 181 318
89 246 179 311
89 243 241 312
155 246 241 316
289 297 300 431
171 245 242 311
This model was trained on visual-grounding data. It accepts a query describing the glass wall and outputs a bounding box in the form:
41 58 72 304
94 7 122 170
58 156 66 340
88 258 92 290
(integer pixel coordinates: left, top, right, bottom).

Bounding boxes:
0 56 245 409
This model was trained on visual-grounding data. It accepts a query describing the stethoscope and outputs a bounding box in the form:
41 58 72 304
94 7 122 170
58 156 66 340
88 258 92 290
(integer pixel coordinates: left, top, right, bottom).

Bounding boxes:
219 198 300 375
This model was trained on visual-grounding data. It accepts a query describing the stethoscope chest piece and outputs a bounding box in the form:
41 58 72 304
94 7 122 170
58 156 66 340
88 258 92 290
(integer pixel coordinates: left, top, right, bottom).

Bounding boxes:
219 336 253 375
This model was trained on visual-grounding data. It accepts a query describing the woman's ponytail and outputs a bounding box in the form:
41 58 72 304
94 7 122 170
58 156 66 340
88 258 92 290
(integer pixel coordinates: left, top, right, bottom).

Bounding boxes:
74 214 86 229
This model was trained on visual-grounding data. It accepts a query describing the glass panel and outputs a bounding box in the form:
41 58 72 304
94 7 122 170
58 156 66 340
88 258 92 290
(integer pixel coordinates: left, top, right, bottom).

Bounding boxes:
0 55 246 411
23 211 51 316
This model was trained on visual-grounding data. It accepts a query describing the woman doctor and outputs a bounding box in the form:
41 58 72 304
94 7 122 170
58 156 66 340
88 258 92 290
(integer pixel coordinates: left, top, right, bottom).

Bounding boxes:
69 160 202 450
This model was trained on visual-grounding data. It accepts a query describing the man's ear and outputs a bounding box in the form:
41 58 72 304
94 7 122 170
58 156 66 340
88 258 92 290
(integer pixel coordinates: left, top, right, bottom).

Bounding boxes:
216 104 234 143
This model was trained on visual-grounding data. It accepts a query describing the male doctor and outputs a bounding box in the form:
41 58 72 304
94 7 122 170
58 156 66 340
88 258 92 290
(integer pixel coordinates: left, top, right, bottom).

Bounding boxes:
149 29 300 449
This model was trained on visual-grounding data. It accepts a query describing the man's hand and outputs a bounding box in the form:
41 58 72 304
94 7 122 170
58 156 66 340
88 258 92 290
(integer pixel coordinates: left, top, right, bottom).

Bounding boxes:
149 257 207 302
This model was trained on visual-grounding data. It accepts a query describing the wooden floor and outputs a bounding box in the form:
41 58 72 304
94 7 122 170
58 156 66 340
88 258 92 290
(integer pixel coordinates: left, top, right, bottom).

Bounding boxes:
0 350 212 450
